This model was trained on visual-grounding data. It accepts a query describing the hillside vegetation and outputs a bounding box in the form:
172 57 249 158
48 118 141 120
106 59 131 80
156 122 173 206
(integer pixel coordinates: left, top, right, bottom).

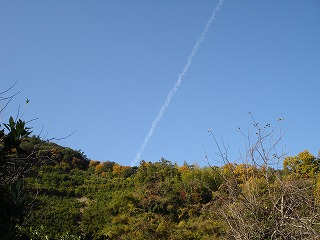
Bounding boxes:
1 116 320 239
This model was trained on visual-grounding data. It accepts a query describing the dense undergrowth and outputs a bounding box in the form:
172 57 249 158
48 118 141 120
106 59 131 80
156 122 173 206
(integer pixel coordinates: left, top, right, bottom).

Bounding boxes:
13 138 320 239
1 119 320 239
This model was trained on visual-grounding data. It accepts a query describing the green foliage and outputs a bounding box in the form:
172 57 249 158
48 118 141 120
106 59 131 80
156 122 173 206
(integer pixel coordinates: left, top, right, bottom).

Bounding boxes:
0 117 32 239
283 150 320 177
20 195 83 239
7 143 319 240
180 166 223 204
18 135 90 171
16 157 228 239
2 117 32 153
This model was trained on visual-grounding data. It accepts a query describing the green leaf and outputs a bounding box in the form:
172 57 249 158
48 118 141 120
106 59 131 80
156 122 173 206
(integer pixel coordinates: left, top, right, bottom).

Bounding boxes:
4 123 10 131
16 120 23 134
0 129 4 138
9 116 15 128
16 179 22 193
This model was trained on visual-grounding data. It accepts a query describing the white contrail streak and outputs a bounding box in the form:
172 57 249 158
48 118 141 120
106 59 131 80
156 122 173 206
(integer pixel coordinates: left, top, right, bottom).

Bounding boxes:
131 0 224 166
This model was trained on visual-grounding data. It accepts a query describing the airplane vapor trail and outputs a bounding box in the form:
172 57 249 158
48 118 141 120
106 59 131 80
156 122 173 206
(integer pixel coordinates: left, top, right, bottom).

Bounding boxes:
131 0 224 166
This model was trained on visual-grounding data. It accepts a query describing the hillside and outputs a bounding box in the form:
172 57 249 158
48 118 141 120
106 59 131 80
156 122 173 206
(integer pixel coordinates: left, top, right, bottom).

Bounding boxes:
1 121 320 239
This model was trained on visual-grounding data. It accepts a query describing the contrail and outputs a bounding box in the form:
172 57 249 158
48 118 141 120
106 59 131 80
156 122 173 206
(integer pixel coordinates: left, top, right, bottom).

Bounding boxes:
131 0 224 166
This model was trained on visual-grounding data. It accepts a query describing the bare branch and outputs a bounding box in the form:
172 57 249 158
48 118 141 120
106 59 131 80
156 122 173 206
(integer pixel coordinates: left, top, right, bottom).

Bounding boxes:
47 130 76 142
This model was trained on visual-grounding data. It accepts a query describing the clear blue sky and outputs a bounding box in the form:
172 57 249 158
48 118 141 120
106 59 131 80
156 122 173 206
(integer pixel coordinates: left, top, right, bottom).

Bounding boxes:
1 0 319 167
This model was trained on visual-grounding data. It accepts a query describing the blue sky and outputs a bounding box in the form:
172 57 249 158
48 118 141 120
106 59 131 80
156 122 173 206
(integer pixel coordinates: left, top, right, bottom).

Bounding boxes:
1 0 319 167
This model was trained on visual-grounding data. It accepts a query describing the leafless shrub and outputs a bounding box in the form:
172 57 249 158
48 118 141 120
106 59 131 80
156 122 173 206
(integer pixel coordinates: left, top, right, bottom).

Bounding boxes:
206 113 320 239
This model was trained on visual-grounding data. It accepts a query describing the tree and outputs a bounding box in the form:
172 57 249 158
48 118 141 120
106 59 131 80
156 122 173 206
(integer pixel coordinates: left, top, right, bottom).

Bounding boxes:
0 116 32 239
283 150 319 178
0 84 36 239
